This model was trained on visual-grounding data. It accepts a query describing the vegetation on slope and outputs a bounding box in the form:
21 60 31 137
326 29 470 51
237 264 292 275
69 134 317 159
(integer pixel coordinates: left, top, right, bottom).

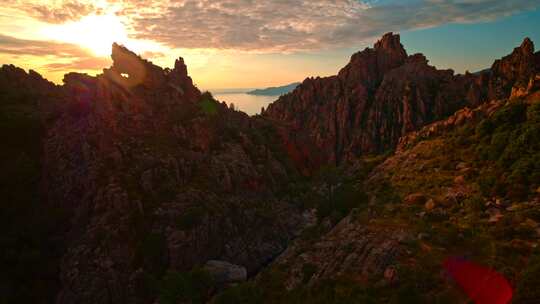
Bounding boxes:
212 99 540 304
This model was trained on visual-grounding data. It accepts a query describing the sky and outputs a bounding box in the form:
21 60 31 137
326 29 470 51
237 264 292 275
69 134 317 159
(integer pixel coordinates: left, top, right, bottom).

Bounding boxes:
1 0 539 91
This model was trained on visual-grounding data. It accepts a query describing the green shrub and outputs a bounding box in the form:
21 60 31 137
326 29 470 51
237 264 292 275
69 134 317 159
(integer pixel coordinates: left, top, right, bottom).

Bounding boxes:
526 102 540 123
472 101 540 199
290 278 379 304
389 284 425 304
475 119 494 137
373 180 401 205
176 207 206 230
213 282 263 304
158 268 214 304
514 255 540 303
301 263 318 284
316 183 368 221
463 194 484 213
137 232 167 274
488 131 510 160
490 102 527 127
199 92 219 116
154 178 178 203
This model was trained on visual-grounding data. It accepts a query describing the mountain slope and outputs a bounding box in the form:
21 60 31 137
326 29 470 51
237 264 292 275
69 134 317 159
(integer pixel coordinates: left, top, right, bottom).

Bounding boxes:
264 33 539 165
0 65 63 304
215 78 540 304
2 33 540 304
247 83 300 96
1 44 311 304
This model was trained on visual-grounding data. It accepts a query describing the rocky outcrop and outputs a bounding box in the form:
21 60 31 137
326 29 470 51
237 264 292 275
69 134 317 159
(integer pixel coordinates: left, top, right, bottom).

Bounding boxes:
396 100 504 152
0 64 63 120
241 82 540 303
264 33 539 166
0 64 56 92
4 33 540 304
2 45 309 303
488 38 537 100
511 74 540 99
398 67 540 153
203 260 247 284
267 213 411 290
0 65 64 304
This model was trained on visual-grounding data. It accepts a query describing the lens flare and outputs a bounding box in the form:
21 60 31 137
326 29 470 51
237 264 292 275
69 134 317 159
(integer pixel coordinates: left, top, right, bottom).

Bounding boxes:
42 14 128 56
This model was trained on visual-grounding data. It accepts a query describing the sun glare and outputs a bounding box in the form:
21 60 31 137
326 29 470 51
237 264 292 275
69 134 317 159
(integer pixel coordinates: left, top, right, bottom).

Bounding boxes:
43 14 128 56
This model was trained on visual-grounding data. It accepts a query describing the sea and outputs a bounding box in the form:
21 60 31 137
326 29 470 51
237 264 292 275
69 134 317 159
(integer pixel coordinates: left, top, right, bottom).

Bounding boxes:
211 90 278 116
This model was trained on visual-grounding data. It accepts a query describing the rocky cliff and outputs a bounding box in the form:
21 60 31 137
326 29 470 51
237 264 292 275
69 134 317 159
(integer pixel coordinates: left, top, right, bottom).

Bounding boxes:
3 33 540 304
215 72 540 304
264 33 539 165
0 64 63 304
1 44 310 304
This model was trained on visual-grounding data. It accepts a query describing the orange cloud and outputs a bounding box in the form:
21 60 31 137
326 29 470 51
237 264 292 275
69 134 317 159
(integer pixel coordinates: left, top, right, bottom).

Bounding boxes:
121 0 540 52
6 0 100 24
0 34 111 79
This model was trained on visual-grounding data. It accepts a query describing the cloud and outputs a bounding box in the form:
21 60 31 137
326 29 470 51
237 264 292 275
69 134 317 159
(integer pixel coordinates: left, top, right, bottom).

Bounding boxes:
119 0 539 52
3 0 540 54
6 0 100 23
44 57 111 71
140 50 166 59
0 34 89 57
122 0 370 52
0 34 110 71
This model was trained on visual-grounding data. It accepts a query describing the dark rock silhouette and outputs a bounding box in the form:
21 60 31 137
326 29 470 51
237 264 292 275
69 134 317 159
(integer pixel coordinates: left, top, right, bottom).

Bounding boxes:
2 44 308 304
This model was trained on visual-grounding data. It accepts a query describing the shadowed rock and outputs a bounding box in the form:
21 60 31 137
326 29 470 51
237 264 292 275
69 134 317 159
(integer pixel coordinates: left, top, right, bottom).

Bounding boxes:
203 260 247 284
1 43 307 304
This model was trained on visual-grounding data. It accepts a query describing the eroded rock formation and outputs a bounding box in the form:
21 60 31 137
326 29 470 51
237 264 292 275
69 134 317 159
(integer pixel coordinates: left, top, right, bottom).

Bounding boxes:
2 44 309 304
264 33 539 165
2 33 540 304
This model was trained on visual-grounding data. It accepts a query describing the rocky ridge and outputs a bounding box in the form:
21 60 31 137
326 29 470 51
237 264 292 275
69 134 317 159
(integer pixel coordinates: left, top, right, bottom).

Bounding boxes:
217 67 540 304
2 43 309 303
2 33 540 304
264 33 539 165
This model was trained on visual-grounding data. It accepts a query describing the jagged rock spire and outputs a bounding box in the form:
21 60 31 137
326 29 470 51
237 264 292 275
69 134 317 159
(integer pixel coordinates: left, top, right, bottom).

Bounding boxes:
107 43 197 93
337 32 408 89
174 58 188 78
375 33 405 52
520 37 534 55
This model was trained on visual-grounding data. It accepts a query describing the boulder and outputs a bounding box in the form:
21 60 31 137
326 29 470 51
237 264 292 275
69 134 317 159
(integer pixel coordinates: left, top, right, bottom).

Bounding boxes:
486 208 503 223
384 266 398 283
203 260 247 284
404 193 427 205
454 175 466 184
425 199 436 211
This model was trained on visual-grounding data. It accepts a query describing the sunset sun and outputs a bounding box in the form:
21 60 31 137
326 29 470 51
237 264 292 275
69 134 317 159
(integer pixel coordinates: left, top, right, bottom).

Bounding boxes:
43 13 128 56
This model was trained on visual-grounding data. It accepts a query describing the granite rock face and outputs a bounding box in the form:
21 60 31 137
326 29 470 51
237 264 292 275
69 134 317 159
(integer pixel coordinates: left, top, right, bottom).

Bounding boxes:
3 33 540 304
396 100 505 152
488 38 537 100
2 45 307 304
203 260 247 284
270 214 410 290
0 64 64 304
264 33 539 165
247 83 540 303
